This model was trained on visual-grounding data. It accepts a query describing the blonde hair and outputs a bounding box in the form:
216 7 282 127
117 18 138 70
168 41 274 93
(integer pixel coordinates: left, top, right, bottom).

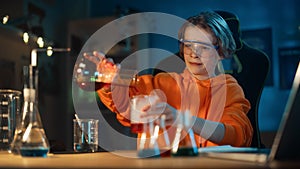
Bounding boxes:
178 11 236 59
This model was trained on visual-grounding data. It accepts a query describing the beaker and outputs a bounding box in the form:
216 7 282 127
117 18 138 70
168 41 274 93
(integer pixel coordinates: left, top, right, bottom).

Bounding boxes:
73 118 99 153
73 53 138 91
130 95 150 133
0 89 22 152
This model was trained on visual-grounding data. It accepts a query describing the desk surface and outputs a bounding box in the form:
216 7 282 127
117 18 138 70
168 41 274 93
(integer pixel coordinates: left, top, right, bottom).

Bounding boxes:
0 151 299 169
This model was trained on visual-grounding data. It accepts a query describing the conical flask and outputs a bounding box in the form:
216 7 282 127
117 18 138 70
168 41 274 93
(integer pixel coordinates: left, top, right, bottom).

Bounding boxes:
11 65 49 157
137 118 160 158
157 114 171 157
171 111 198 156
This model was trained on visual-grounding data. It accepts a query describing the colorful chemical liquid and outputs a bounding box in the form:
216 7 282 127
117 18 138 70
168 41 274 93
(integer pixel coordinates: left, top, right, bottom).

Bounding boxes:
74 143 98 152
20 147 49 157
131 123 144 133
171 147 199 157
77 81 110 91
160 148 171 157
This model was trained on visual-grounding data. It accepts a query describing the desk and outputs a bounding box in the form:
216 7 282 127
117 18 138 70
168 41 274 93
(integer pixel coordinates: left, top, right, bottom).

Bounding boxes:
0 151 299 169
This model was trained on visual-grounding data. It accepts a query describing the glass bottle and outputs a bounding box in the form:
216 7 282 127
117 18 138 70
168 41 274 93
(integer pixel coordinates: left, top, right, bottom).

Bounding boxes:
11 65 49 157
171 111 198 156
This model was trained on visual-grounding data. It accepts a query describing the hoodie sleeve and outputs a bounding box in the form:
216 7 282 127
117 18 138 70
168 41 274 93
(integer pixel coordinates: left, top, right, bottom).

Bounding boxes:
96 73 177 127
218 75 253 147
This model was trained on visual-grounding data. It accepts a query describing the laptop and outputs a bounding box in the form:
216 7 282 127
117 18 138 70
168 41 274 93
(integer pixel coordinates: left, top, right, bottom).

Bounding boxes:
199 62 300 163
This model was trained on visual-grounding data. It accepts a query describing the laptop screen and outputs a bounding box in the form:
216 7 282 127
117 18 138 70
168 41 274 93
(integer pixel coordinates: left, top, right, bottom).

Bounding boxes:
269 62 300 161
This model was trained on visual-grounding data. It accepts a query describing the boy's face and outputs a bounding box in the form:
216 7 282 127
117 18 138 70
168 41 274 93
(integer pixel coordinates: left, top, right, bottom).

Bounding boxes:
183 26 220 80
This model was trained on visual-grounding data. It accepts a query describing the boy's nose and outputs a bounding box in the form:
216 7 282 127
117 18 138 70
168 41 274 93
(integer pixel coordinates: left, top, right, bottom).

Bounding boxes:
190 45 202 57
190 50 199 58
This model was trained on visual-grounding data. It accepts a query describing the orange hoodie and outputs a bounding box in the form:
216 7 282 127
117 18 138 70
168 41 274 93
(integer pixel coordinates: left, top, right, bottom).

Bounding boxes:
97 69 253 147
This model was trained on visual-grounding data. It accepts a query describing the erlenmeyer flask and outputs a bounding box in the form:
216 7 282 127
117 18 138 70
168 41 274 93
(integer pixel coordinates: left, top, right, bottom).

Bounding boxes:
158 115 171 157
171 111 198 156
137 118 160 158
11 65 49 157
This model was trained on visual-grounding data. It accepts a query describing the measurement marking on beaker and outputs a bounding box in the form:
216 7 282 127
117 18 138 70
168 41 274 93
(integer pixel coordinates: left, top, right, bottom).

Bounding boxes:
0 101 9 105
0 139 9 143
0 113 9 118
0 126 9 130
